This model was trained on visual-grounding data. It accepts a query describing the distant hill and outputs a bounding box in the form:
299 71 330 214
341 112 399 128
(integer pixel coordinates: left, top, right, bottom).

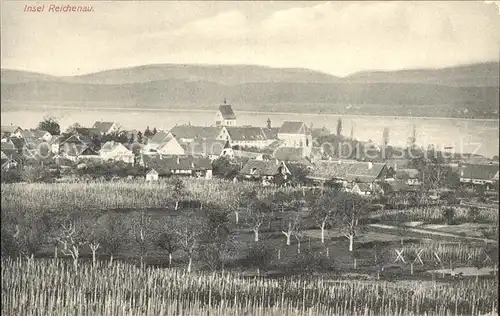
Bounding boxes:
1 62 499 118
60 64 341 85
1 69 59 84
345 62 499 87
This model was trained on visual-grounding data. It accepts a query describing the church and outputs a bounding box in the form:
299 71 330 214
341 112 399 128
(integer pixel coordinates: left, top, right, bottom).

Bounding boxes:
215 99 237 127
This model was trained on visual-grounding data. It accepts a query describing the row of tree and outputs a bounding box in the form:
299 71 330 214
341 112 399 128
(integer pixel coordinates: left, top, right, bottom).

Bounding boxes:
2 186 372 272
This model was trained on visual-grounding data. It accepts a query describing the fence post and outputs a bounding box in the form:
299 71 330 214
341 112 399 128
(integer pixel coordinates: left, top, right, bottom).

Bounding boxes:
354 258 357 269
278 249 281 261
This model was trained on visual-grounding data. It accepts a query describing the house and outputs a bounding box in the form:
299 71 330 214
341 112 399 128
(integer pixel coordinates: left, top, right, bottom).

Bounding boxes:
272 147 312 167
226 127 271 149
1 125 23 138
240 159 291 184
145 169 159 182
459 163 499 189
215 102 236 127
186 139 234 160
142 155 213 179
307 160 389 187
233 150 264 161
350 182 373 195
277 121 313 155
92 121 120 135
99 141 134 164
20 130 52 143
169 125 227 144
143 131 185 156
394 168 421 186
60 144 100 162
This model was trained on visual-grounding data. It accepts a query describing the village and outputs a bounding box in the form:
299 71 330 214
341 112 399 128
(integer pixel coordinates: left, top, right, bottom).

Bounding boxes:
1 101 499 202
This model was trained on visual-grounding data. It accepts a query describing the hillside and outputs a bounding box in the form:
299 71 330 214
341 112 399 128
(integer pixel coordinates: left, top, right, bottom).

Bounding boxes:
346 62 499 87
60 64 341 85
1 62 499 118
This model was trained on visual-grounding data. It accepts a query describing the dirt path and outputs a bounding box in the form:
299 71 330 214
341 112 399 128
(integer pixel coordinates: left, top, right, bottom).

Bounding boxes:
368 223 497 243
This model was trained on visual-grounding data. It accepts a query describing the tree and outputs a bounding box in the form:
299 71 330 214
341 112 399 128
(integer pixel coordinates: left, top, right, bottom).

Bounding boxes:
442 207 455 225
212 156 239 179
12 213 47 259
131 209 152 269
235 189 257 225
199 205 235 270
382 127 390 146
281 208 302 246
152 127 157 135
137 131 143 144
82 216 103 267
245 197 270 243
38 116 60 135
56 221 87 271
336 118 343 136
171 178 187 210
333 193 369 252
65 122 81 134
98 212 128 266
173 212 205 273
152 219 178 268
144 126 152 138
308 189 336 244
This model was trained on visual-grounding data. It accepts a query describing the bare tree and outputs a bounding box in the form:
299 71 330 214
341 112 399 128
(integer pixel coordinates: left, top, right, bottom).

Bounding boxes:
382 127 390 146
152 219 178 268
83 218 102 267
173 212 205 273
132 209 152 269
333 193 369 252
281 211 302 246
56 221 87 271
307 189 337 244
245 197 270 243
98 212 128 266
235 189 258 225
171 178 187 210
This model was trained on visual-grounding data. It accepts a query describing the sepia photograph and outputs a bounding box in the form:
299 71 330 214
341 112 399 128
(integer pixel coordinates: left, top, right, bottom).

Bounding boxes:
1 1 499 315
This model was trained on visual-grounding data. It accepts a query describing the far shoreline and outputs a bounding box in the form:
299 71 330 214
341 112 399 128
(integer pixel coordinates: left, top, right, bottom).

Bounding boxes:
2 105 499 123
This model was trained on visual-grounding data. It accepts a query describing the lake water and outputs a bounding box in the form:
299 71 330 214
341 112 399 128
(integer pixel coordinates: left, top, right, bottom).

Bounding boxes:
2 107 498 158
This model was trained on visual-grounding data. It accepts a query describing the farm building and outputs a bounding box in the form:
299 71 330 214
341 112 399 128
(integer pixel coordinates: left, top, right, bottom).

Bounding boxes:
185 139 234 160
459 163 499 189
92 121 121 135
272 146 312 166
240 159 291 185
169 125 228 144
60 144 100 162
99 141 134 164
225 126 272 149
277 121 312 156
20 130 52 143
233 150 264 160
0 125 23 138
307 160 389 187
145 169 159 181
392 168 421 186
143 131 185 155
215 102 237 127
141 155 213 179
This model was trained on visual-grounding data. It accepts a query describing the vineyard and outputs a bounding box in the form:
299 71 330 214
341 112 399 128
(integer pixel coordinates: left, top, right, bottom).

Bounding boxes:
2 258 498 316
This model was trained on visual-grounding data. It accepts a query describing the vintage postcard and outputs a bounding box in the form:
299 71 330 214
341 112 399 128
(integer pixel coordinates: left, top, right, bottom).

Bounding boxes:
1 1 499 315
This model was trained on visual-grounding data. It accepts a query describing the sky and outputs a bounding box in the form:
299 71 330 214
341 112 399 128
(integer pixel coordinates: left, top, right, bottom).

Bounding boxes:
1 1 499 77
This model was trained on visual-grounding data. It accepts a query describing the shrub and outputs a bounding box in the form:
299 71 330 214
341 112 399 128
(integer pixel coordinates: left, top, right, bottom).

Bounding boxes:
441 207 456 225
